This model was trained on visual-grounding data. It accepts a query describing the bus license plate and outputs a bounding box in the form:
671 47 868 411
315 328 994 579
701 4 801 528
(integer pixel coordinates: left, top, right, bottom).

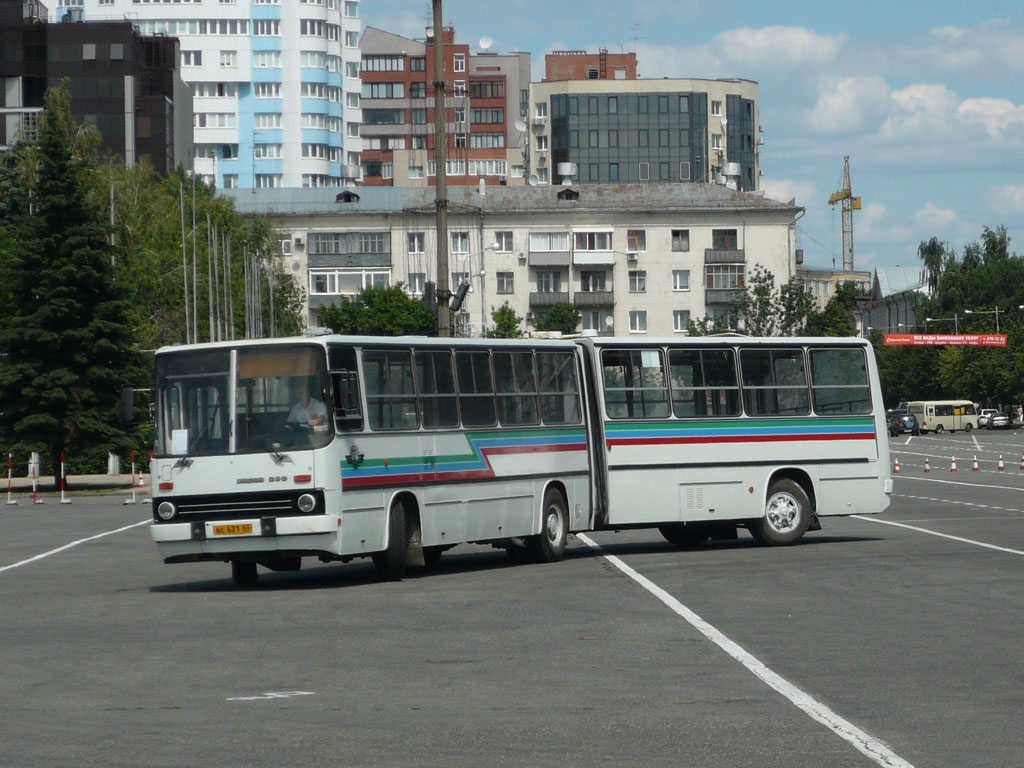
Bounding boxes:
212 523 254 536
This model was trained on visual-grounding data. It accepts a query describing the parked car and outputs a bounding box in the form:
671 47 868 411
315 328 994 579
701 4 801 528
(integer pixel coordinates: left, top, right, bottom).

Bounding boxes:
989 412 1012 429
979 408 998 428
888 411 920 436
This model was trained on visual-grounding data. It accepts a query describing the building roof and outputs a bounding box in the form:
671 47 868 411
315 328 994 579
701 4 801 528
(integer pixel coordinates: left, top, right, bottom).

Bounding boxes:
873 266 926 298
222 184 803 217
359 26 428 56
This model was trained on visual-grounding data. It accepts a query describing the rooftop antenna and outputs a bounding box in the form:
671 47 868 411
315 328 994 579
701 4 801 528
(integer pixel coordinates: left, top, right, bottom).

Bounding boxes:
478 35 493 52
630 23 642 53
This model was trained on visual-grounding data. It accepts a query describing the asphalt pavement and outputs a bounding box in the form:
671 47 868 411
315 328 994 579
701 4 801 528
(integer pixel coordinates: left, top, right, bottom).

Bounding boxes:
1 430 1022 768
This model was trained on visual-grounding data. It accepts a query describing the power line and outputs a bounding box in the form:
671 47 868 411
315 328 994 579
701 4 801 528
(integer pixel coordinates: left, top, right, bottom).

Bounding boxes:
797 225 841 262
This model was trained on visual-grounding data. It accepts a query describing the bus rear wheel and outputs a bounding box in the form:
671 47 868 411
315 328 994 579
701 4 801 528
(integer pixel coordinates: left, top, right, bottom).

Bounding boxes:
373 501 409 581
749 480 811 546
658 523 711 548
527 488 568 562
231 560 258 587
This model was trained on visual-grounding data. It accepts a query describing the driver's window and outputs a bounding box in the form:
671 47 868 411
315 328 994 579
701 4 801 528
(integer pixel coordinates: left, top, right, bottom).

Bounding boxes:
328 345 363 431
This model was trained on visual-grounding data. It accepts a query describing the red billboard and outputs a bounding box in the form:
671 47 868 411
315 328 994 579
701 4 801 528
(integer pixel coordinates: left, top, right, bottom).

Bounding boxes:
883 334 1007 347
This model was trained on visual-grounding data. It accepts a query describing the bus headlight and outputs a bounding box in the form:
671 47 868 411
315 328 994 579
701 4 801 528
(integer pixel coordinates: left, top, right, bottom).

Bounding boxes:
157 501 177 521
297 493 317 513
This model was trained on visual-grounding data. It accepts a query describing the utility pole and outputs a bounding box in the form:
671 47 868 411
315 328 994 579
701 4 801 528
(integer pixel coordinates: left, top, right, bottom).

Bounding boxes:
432 0 451 336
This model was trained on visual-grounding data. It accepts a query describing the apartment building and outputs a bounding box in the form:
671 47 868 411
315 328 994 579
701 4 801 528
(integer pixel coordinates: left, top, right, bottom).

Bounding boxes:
45 0 363 188
1 0 192 169
528 77 760 190
223 183 802 335
543 48 637 81
358 25 530 187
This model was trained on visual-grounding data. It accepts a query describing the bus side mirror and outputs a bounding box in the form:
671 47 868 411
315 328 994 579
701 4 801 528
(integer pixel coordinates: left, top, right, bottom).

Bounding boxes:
119 386 134 425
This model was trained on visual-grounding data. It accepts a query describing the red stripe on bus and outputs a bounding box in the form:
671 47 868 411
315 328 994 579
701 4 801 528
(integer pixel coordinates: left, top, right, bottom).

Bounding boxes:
484 443 587 455
343 469 495 488
606 433 876 447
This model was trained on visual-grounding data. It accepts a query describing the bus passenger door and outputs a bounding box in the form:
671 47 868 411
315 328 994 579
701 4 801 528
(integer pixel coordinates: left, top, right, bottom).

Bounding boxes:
577 343 608 528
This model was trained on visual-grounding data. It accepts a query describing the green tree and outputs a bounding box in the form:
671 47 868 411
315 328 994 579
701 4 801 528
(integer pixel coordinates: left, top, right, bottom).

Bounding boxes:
805 281 863 337
535 303 580 334
733 264 815 336
318 284 436 336
686 316 731 336
487 302 524 338
0 85 140 486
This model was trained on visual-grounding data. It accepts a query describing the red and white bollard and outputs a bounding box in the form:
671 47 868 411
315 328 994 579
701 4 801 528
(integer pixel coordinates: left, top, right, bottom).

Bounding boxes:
124 451 137 505
60 451 71 504
31 461 43 505
972 455 980 472
998 455 1005 471
924 457 931 473
6 453 17 506
951 456 958 472
893 456 901 474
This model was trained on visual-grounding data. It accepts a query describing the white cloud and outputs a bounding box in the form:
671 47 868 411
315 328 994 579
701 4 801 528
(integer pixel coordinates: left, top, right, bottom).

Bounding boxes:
957 97 1024 139
858 202 914 242
761 178 818 206
807 76 890 134
913 203 958 229
878 83 961 139
713 26 844 70
987 185 1024 215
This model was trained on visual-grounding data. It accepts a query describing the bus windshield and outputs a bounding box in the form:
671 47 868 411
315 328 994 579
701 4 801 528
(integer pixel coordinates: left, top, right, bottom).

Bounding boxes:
156 345 333 457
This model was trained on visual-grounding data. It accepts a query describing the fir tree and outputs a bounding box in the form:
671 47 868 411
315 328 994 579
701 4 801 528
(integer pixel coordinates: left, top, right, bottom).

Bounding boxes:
0 86 139 486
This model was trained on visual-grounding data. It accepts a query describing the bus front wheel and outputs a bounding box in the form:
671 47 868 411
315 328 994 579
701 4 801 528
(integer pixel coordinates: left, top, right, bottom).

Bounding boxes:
231 560 258 587
935 424 944 434
527 488 568 562
373 501 408 581
749 480 811 546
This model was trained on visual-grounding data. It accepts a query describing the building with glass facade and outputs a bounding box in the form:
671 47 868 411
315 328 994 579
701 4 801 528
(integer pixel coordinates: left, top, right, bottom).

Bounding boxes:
528 78 759 190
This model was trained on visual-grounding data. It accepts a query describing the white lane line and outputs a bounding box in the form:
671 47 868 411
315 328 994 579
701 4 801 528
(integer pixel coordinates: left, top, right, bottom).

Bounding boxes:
972 433 981 451
893 493 1021 513
0 519 150 574
577 533 915 768
851 516 1024 556
895 475 1024 492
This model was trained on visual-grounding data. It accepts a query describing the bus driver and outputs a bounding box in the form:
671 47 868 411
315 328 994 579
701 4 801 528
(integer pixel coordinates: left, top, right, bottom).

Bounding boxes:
288 379 328 431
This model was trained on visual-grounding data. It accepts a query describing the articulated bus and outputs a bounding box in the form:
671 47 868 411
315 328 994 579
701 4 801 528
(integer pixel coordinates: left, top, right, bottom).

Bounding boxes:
905 400 978 434
149 334 892 585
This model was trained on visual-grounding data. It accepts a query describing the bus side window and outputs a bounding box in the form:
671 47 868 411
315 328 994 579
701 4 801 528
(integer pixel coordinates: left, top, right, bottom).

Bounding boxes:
328 346 363 431
456 351 497 427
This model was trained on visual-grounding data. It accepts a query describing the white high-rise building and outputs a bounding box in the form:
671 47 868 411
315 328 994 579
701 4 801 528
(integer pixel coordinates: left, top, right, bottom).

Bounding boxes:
52 0 363 188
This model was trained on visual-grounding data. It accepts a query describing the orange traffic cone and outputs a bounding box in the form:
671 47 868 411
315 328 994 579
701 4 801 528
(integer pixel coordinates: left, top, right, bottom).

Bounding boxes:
893 456 901 474
1020 452 1023 470
924 457 931 473
998 455 1005 471
972 455 980 472
951 456 958 472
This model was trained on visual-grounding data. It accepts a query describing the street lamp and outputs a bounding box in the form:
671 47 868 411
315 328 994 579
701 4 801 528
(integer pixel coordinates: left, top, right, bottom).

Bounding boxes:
963 305 1024 334
450 242 500 335
924 314 960 334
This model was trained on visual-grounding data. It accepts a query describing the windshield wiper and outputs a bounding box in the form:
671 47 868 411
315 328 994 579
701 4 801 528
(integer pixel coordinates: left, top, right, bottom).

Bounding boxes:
244 413 291 464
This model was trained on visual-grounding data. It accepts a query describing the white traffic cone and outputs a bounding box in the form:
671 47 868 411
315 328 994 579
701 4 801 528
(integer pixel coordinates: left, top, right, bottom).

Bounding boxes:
951 456 958 472
972 455 980 472
924 457 931 473
998 455 1005 471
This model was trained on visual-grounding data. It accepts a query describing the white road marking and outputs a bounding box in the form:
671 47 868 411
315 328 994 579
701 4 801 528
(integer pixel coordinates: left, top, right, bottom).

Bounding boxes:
577 533 915 768
227 691 314 701
972 433 981 451
0 520 150 574
894 475 1024 492
851 516 1024 556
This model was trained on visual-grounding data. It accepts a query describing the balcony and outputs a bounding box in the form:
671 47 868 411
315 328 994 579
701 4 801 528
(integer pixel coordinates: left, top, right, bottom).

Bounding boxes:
572 250 615 266
704 248 745 264
528 251 571 267
308 253 391 268
706 288 742 305
529 291 570 307
574 290 615 308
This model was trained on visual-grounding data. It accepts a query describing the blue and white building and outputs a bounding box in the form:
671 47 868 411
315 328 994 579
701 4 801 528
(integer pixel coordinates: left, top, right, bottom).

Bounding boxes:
50 0 363 188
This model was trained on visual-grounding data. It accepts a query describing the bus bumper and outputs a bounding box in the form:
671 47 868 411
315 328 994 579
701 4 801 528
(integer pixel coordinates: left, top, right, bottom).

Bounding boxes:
151 514 342 561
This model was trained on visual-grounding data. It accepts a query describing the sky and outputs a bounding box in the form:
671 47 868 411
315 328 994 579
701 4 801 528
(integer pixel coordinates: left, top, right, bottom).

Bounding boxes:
362 0 1024 272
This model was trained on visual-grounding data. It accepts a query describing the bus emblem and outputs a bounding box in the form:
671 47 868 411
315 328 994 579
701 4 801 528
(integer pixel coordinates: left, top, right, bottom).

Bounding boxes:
346 445 364 469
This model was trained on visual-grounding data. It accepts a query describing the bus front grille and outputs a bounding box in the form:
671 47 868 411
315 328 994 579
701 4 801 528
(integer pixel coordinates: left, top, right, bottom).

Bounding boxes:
152 490 325 523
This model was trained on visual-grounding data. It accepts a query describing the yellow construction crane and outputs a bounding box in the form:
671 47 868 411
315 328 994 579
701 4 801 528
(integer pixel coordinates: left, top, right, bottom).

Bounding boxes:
828 155 862 271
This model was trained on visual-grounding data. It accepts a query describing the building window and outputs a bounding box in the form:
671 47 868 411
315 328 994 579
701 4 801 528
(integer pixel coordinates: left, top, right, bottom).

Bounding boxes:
511 165 525 178
629 311 647 333
451 232 470 254
672 229 690 252
586 66 599 79
608 130 618 148
254 113 282 129
672 270 690 291
345 31 359 47
408 232 425 254
410 57 426 72
253 144 282 159
574 232 611 251
712 133 722 150
407 273 425 295
255 174 282 188
222 174 238 189
609 163 619 182
530 232 569 252
182 50 202 67
253 83 280 98
220 50 237 68
410 81 427 99
496 272 514 294
253 51 281 68
711 100 722 117
536 271 562 292
82 43 96 60
680 162 690 181
713 229 738 250
536 102 548 117
344 1 358 16
608 96 617 114
362 55 404 71
494 231 513 251
408 165 424 179
345 61 359 78
410 108 426 124
638 162 649 182
580 271 606 292
537 135 548 151
537 168 549 184
470 133 504 148
627 230 646 252
705 264 743 289
453 80 466 97
455 133 467 148
629 271 646 293
453 53 466 72
673 310 691 332
253 20 279 35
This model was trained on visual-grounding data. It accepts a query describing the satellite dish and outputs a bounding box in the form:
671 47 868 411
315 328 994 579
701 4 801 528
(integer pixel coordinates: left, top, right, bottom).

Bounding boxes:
514 118 526 132
528 174 539 187
479 36 493 51
604 316 614 329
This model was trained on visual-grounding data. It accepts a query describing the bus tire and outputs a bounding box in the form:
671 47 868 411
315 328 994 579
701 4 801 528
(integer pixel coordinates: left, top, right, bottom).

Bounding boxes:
373 501 408 581
935 424 944 434
231 560 258 587
965 422 973 432
527 488 568 562
658 523 711 548
749 480 811 546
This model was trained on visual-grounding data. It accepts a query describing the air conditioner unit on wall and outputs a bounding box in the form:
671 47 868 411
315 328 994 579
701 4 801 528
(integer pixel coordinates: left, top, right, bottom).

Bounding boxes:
627 252 638 262
294 236 304 247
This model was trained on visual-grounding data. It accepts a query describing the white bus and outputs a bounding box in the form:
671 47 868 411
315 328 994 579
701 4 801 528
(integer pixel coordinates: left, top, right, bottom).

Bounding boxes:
149 335 891 585
905 400 978 433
